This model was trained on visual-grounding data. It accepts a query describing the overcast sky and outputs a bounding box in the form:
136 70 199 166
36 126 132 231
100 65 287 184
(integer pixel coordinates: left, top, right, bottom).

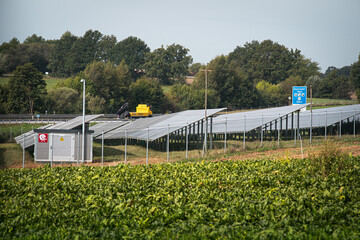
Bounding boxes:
1 0 359 72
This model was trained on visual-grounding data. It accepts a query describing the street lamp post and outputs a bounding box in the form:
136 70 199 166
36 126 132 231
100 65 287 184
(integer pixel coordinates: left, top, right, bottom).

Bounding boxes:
80 79 86 163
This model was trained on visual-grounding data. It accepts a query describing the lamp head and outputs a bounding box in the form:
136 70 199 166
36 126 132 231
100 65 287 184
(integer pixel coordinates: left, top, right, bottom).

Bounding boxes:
80 79 85 83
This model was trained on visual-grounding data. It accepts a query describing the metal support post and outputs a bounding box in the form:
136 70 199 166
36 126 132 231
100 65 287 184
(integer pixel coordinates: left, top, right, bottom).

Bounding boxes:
77 132 80 166
294 113 297 146
261 115 263 147
51 133 54 168
101 130 104 167
210 117 213 150
224 117 227 153
297 111 300 141
125 130 128 164
278 114 280 147
22 133 25 168
186 124 188 159
310 86 313 144
354 110 357 138
146 127 149 165
204 118 208 153
339 110 342 140
167 125 170 163
325 111 327 141
243 116 246 150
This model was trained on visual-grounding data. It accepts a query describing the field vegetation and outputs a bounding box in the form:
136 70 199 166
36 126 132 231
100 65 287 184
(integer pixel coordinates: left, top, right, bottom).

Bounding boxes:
1 141 359 239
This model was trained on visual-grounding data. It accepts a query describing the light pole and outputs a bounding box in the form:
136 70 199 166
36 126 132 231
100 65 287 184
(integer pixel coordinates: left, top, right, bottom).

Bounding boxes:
80 79 86 163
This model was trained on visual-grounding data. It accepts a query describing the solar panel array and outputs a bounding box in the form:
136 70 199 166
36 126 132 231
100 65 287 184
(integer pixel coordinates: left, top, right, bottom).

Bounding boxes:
99 108 226 141
297 104 360 129
209 104 360 134
16 115 102 148
211 104 309 134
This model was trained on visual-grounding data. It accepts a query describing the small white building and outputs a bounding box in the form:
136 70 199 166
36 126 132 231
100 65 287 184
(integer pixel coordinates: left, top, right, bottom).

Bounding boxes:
34 128 94 163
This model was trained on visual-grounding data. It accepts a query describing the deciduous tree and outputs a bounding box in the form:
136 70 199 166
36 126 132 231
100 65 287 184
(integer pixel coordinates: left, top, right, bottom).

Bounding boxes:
144 44 193 85
114 36 150 80
7 63 46 114
350 54 360 91
129 77 165 113
84 60 131 113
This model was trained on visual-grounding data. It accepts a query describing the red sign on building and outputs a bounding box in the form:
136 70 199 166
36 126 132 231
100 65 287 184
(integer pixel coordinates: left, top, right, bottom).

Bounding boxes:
38 133 48 143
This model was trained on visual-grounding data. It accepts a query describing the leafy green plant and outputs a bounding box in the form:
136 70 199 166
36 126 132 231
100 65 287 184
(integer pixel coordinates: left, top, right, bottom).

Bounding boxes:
1 156 360 239
308 140 353 176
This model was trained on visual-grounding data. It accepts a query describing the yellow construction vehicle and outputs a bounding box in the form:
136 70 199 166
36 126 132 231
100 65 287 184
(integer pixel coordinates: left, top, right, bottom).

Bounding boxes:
130 104 153 118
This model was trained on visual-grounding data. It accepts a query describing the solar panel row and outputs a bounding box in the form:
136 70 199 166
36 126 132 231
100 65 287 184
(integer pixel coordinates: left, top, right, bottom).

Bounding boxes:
98 108 226 141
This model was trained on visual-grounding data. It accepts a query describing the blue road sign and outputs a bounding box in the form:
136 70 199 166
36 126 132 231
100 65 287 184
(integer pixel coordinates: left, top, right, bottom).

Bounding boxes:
292 86 307 105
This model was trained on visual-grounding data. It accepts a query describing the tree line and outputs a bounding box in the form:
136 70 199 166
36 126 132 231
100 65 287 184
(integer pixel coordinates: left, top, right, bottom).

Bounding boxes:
0 30 359 115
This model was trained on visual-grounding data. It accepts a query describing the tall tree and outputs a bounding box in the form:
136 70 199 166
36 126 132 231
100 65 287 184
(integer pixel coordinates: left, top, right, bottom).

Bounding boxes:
98 35 117 63
84 60 131 113
67 30 103 75
47 31 78 77
7 63 46 114
23 34 45 44
256 80 286 107
0 42 53 73
129 77 165 113
144 44 193 85
114 36 150 80
318 69 351 99
228 40 319 85
47 87 80 114
0 37 19 54
350 54 360 90
0 84 9 113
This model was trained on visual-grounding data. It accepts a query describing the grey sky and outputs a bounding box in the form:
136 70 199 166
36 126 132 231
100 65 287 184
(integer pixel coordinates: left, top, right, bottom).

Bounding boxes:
1 0 359 72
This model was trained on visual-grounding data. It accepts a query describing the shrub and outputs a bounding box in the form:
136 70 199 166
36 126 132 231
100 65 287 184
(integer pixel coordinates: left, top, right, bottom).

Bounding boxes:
308 140 353 176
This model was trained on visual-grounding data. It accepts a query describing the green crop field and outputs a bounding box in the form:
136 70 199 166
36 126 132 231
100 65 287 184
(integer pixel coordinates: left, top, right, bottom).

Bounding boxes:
1 146 359 239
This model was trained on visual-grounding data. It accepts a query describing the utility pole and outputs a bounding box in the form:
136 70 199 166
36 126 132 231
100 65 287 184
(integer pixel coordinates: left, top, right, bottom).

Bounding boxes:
310 85 313 144
200 67 212 156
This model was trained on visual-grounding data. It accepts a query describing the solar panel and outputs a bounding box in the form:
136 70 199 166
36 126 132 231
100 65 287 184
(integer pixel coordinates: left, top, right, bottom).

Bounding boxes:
101 114 175 140
211 104 309 134
90 121 130 138
16 115 102 148
101 108 226 141
297 105 360 129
